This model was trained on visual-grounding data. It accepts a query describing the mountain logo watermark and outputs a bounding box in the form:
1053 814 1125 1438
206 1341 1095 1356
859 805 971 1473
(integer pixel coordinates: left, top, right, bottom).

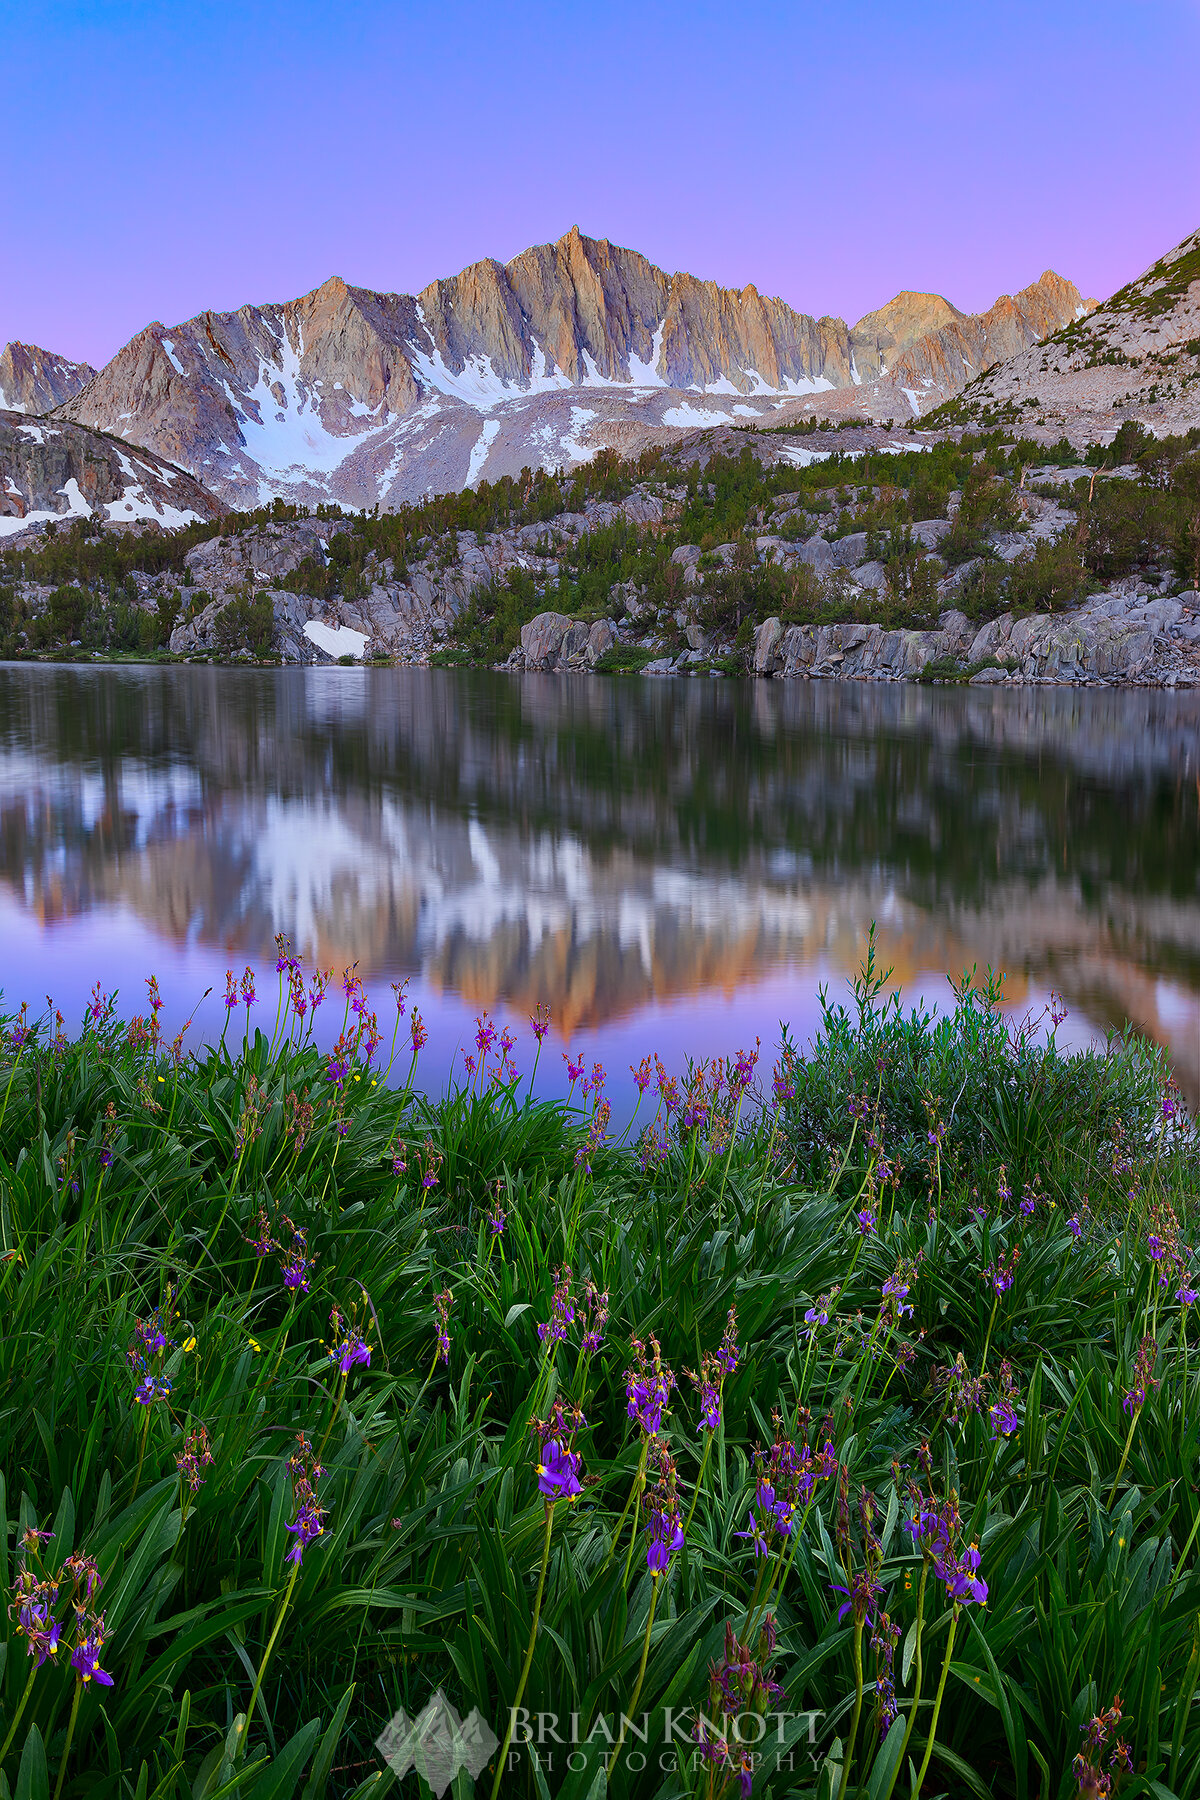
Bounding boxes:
376 1690 499 1796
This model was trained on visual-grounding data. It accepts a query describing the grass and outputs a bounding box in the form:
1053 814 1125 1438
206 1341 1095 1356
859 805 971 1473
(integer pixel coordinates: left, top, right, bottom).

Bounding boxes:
0 942 1197 1799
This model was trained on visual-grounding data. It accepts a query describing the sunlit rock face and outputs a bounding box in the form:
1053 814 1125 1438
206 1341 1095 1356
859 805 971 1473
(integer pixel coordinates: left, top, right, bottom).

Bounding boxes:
952 226 1200 438
0 413 219 538
0 343 96 416
54 230 1088 508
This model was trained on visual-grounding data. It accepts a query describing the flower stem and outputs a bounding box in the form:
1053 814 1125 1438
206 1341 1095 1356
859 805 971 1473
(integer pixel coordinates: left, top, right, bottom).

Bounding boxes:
606 1438 649 1569
885 1560 928 1800
316 1370 348 1464
131 1407 151 1499
683 1432 714 1538
489 1500 556 1800
1107 1404 1142 1512
242 1562 299 1757
979 1294 1000 1375
910 1604 959 1798
612 1575 660 1766
0 1661 39 1766
52 1678 83 1800
835 1614 865 1800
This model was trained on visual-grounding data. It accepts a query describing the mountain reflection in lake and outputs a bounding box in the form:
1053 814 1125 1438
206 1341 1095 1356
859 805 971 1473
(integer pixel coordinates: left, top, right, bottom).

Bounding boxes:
1 664 1197 1107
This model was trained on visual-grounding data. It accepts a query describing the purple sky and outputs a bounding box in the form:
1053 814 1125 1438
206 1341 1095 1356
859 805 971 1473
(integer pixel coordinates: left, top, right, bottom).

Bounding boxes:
4 0 1199 368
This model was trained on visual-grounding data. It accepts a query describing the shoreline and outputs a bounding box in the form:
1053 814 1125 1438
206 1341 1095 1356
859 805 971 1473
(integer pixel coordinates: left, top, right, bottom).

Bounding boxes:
4 648 1200 690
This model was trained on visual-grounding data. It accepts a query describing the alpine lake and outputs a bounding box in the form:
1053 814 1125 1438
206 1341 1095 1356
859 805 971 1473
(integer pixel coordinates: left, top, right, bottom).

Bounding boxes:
1 661 1197 1112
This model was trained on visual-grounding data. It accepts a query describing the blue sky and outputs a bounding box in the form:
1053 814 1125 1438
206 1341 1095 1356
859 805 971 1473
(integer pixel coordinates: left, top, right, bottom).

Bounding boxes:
3 0 1198 364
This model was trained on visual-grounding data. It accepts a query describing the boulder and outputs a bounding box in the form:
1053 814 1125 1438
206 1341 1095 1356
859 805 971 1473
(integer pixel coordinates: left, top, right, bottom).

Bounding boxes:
520 611 573 669
824 531 872 569
796 535 835 571
611 580 648 620
560 619 590 661
968 614 1014 662
641 657 676 677
851 560 887 592
585 619 617 665
753 617 784 674
898 632 937 675
910 518 952 548
779 625 817 674
1141 597 1184 630
937 610 975 657
969 666 1008 685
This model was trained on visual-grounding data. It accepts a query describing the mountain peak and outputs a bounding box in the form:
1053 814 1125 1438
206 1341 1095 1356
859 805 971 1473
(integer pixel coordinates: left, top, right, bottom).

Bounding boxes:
937 224 1200 435
51 230 1096 505
0 341 97 415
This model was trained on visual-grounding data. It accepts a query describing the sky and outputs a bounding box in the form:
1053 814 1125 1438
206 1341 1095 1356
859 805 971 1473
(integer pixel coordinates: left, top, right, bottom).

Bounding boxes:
3 0 1199 368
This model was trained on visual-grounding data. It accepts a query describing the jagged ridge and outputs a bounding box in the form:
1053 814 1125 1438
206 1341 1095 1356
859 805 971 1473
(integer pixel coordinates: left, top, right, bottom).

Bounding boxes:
935 227 1200 438
51 229 1087 508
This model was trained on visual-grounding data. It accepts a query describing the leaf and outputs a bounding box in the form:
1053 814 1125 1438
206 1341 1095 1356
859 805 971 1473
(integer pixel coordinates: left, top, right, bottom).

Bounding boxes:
554 1742 608 1800
243 1719 321 1800
865 1714 907 1800
14 1726 47 1800
902 1616 919 1686
300 1685 355 1800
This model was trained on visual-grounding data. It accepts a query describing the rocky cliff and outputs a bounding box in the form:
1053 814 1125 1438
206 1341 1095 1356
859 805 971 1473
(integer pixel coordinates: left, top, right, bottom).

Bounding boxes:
0 342 96 415
0 413 221 541
941 227 1200 439
54 229 1087 508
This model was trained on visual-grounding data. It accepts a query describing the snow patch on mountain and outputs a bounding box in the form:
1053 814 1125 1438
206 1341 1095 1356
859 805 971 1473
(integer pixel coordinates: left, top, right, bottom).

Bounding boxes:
465 419 501 486
627 321 668 387
0 476 94 538
560 407 599 465
303 620 369 660
233 324 384 494
662 402 735 429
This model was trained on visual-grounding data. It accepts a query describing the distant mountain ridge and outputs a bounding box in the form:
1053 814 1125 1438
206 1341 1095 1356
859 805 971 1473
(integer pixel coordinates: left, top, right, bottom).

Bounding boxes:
8 229 1090 509
0 342 96 414
939 227 1200 436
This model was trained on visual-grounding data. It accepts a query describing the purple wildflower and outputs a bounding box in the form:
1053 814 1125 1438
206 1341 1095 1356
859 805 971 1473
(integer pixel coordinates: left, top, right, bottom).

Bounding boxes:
536 1439 582 1499
328 1305 371 1375
283 1434 326 1567
989 1399 1019 1437
579 1279 609 1355
279 1218 314 1293
434 1287 453 1365
133 1373 172 1405
537 1267 575 1347
175 1424 214 1493
735 1511 771 1558
625 1334 674 1435
70 1616 114 1686
1123 1336 1159 1415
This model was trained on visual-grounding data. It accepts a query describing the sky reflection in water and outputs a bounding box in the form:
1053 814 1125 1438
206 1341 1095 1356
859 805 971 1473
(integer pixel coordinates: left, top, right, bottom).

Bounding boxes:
0 664 1197 1115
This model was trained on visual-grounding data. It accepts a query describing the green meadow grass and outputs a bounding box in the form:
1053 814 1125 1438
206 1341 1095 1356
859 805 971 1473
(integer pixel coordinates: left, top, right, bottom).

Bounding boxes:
0 950 1196 1800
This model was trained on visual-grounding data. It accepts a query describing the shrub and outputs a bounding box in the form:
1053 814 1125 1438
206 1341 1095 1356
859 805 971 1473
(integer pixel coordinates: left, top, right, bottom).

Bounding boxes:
1006 533 1091 612
214 591 276 656
593 643 657 674
940 465 1023 565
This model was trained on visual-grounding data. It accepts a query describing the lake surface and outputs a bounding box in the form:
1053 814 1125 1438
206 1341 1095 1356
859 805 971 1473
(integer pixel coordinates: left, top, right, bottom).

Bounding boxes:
1 664 1198 1110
